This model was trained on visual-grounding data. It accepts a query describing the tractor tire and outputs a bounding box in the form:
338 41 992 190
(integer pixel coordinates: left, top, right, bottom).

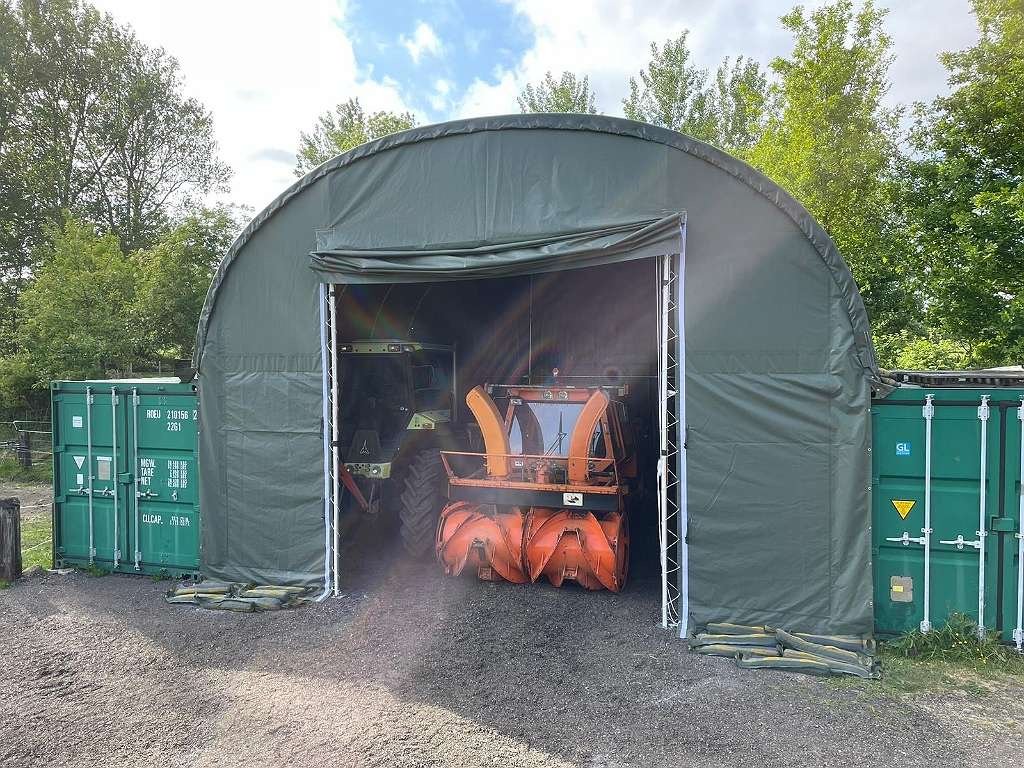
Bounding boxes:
398 449 445 558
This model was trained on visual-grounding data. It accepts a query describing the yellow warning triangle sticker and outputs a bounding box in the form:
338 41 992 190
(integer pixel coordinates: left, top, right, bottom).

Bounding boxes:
891 499 916 519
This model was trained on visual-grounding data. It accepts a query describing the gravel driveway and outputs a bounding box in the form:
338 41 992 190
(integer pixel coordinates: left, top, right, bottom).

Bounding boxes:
1 549 1021 768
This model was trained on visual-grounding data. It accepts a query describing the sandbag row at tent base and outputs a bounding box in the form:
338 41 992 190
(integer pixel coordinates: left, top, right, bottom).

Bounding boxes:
165 581 313 612
691 622 880 679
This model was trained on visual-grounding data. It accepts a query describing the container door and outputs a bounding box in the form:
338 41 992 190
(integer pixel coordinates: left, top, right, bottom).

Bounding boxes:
53 386 130 569
1000 401 1024 645
126 388 199 574
873 398 1002 635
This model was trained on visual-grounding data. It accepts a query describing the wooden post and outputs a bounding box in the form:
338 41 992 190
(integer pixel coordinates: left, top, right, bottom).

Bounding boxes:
16 430 31 469
0 498 22 582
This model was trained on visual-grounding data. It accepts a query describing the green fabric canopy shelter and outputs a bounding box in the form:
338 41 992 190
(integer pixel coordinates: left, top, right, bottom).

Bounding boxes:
194 114 880 636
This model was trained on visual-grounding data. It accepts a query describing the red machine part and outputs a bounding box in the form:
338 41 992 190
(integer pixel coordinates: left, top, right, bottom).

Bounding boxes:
435 384 632 592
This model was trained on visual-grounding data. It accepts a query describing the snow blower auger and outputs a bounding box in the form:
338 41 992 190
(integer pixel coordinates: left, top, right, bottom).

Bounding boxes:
436 383 636 591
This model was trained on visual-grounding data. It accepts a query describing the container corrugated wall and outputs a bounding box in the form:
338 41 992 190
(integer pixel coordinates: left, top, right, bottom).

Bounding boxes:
872 387 1023 645
51 379 200 577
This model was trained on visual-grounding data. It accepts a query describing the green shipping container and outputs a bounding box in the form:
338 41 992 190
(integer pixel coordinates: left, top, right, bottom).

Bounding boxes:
873 384 1024 646
51 379 200 577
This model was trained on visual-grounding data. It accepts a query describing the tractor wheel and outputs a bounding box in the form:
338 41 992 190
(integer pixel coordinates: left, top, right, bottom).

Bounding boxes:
398 449 445 558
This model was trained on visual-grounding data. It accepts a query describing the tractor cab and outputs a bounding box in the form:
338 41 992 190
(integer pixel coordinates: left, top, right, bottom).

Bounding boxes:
336 340 455 479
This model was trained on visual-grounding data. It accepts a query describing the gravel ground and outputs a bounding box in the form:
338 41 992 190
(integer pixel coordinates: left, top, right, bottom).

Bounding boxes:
2 541 1022 768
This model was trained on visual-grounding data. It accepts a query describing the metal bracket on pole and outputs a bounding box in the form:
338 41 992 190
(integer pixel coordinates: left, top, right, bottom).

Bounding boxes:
921 394 935 633
886 531 927 547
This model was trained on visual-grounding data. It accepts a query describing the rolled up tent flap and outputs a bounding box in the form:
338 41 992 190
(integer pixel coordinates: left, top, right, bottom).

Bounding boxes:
309 214 684 283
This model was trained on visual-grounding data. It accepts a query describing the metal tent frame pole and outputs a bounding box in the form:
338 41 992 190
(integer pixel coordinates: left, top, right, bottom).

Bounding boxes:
317 283 332 601
329 285 341 598
656 214 688 637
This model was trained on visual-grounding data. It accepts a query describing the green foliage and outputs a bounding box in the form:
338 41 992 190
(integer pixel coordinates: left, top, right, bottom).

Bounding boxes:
17 216 144 382
904 0 1024 366
623 33 769 153
134 206 242 359
873 332 972 371
885 613 1024 669
517 71 597 114
0 0 229 348
295 98 416 175
747 1 916 341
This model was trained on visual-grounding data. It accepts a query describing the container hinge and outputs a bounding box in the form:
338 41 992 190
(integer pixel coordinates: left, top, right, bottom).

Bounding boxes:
113 548 121 562
134 551 142 569
886 531 927 546
86 393 94 405
88 547 96 557
978 397 990 421
939 533 984 550
922 398 935 419
132 392 140 406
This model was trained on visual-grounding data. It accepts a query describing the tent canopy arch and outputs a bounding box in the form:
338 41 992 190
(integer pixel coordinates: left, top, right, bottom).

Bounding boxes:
194 114 879 637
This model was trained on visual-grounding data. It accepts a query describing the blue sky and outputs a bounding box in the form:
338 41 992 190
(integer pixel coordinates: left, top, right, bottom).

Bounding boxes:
91 0 980 212
345 1 533 119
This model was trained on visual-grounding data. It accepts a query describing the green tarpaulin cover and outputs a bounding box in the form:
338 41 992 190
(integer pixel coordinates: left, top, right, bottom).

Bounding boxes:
194 114 878 635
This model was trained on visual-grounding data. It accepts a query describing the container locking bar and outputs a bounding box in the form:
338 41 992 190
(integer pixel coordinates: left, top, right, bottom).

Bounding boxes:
1016 399 1024 652
921 394 935 633
85 387 95 562
110 387 121 568
131 388 141 571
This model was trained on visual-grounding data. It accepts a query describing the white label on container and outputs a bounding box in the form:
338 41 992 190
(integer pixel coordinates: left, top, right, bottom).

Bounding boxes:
96 457 111 481
72 415 83 428
76 473 84 485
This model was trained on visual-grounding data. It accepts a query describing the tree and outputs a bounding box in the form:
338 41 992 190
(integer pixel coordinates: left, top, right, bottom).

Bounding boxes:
80 30 231 252
517 71 597 114
0 0 230 345
746 1 913 354
623 34 769 154
904 0 1024 365
135 206 242 359
295 98 416 175
17 216 145 382
623 33 716 139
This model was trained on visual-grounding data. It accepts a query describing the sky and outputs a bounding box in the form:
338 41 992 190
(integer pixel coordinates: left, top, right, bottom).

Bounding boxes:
90 0 981 214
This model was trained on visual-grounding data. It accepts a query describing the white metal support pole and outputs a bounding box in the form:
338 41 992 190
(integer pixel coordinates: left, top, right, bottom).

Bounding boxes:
111 387 120 568
921 394 935 633
317 283 332 601
976 395 990 638
329 284 341 598
1015 400 1024 651
132 387 142 571
86 386 95 563
657 254 669 630
676 219 689 641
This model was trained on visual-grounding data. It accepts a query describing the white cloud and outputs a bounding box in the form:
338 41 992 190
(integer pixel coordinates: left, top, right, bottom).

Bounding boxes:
400 21 443 64
89 0 417 213
453 0 979 118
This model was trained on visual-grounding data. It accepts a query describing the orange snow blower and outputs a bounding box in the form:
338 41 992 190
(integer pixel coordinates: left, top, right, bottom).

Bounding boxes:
436 383 635 591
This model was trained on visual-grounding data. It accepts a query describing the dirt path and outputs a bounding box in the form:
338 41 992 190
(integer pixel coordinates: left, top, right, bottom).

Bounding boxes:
1 554 1021 768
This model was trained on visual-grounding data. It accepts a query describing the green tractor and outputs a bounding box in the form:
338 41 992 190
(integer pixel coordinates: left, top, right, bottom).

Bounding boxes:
335 340 462 556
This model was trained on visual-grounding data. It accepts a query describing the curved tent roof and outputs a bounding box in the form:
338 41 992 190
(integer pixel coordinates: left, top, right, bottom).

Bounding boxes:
195 114 879 636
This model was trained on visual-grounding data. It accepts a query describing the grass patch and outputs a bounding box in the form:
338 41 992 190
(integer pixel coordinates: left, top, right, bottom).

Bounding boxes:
20 514 52 571
831 613 1024 695
0 453 53 483
0 580 9 590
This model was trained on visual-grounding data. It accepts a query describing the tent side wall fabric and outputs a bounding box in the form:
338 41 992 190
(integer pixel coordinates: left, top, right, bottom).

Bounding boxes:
195 115 878 635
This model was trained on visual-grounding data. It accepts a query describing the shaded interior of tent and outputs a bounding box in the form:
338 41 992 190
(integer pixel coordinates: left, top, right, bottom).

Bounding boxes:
330 258 666 582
